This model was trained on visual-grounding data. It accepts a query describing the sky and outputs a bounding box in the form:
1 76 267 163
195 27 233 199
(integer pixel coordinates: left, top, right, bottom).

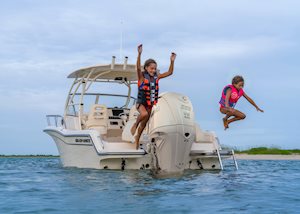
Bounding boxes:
0 0 300 154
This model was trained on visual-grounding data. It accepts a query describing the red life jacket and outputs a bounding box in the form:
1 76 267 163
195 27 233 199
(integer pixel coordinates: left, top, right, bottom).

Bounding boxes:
137 72 159 106
219 85 244 108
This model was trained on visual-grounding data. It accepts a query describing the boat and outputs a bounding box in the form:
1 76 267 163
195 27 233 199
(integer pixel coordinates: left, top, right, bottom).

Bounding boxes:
44 56 238 176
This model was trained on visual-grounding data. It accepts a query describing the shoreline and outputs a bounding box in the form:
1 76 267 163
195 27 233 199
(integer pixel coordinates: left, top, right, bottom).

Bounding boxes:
1 154 300 160
235 154 300 160
0 155 59 158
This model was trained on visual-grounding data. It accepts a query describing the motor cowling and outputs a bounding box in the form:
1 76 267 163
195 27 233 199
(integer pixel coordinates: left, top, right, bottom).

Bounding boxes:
147 92 195 176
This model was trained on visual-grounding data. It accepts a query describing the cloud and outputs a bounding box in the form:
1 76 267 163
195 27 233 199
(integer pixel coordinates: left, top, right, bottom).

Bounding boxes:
0 88 65 113
0 0 300 153
180 37 290 59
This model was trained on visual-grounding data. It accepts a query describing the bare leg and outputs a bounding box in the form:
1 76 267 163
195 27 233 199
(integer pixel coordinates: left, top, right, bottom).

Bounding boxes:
220 108 230 130
135 120 147 149
220 107 246 130
222 117 229 130
131 104 148 136
227 109 246 125
134 107 152 150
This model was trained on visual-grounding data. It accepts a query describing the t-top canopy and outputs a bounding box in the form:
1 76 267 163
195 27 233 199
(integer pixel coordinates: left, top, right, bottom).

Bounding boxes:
67 64 142 82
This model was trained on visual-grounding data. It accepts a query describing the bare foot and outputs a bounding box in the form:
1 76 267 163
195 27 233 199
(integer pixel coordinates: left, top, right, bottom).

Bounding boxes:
223 118 229 130
131 123 137 136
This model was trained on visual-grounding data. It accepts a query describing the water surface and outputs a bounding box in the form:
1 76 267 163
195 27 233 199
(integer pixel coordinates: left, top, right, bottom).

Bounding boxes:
0 158 299 213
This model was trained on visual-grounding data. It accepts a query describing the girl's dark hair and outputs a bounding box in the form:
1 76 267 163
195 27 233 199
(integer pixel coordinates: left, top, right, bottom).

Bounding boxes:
144 58 157 70
232 75 244 85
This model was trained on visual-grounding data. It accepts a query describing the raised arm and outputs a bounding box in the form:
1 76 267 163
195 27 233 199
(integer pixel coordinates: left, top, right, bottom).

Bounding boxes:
136 44 143 81
158 52 176 79
243 92 264 112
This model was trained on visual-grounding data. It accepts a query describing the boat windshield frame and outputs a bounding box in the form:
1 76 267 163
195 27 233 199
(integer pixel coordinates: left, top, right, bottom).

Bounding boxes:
64 68 138 129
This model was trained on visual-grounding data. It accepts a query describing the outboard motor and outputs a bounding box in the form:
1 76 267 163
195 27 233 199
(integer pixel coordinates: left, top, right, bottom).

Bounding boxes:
147 92 195 176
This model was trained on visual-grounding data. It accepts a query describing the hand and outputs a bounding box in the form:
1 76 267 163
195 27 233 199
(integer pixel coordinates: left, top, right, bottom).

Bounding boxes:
225 107 234 113
137 44 143 54
170 52 176 62
228 107 235 113
256 107 264 113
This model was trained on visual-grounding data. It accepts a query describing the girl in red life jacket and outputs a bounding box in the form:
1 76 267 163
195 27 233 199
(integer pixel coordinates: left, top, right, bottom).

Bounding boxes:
219 75 264 130
131 44 176 149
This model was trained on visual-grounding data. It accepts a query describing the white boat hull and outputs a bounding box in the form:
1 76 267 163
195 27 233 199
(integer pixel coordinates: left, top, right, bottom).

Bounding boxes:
44 128 151 170
44 126 228 171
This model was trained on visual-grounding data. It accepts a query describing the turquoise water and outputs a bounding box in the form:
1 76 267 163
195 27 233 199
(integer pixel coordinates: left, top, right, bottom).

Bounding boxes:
0 158 300 214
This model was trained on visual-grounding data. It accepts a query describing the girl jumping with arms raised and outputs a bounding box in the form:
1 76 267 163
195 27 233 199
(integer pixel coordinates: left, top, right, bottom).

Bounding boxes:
131 44 176 149
219 75 264 130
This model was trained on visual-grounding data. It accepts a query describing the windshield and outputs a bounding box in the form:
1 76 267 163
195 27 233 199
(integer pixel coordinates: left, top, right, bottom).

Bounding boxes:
66 93 136 116
66 80 137 116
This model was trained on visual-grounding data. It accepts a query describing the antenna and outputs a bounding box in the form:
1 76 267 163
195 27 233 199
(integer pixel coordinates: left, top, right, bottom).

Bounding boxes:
120 19 124 59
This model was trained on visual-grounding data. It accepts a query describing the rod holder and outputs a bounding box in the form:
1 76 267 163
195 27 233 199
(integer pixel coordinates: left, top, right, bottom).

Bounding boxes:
123 56 128 70
111 56 116 69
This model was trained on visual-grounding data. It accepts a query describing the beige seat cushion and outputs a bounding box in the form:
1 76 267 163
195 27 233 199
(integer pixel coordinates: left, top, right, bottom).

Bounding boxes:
86 104 108 134
128 105 139 121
